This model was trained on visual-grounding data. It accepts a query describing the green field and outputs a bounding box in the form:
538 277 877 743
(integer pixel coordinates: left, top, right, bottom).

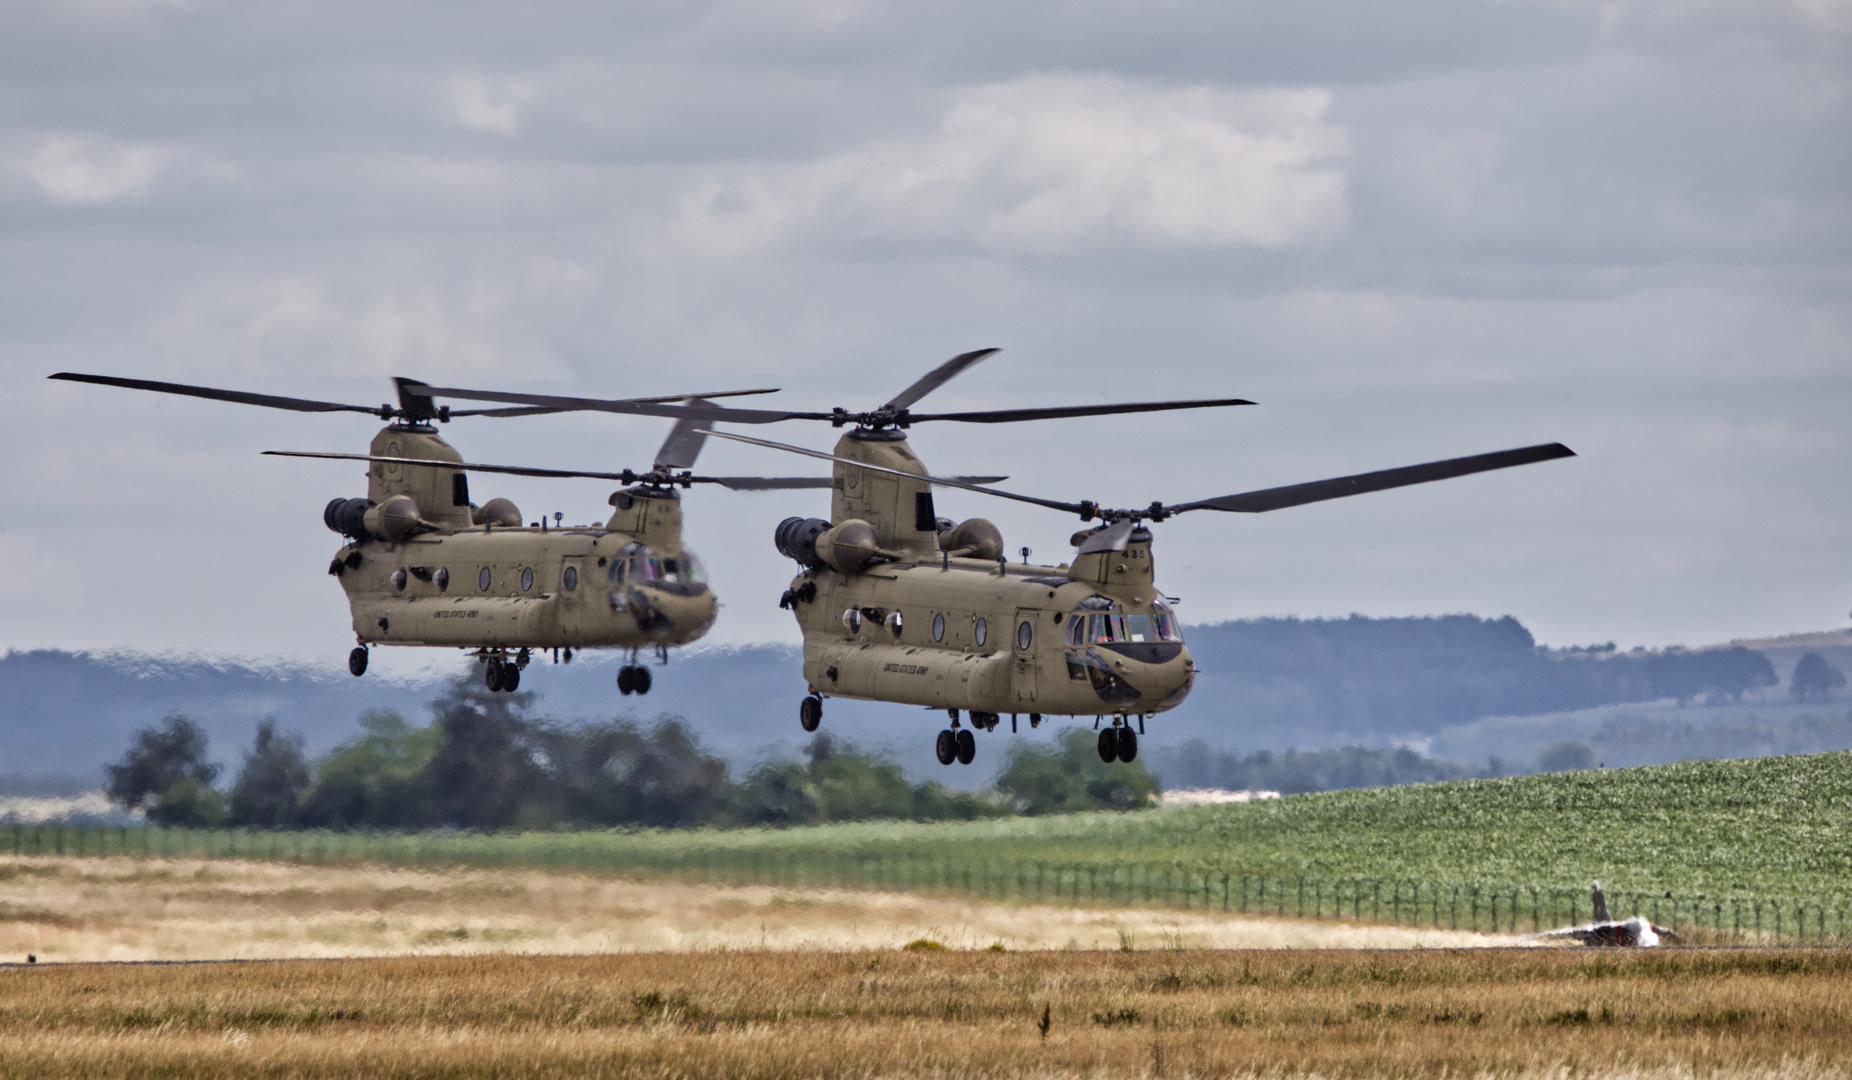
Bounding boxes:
15 752 1852 940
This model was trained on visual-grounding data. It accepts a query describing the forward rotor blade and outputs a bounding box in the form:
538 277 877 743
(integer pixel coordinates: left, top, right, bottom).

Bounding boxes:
908 397 1255 424
418 384 810 424
883 348 999 412
699 430 1085 515
49 373 382 415
447 405 577 418
1168 442 1577 515
1076 519 1137 554
263 451 643 483
709 474 1007 491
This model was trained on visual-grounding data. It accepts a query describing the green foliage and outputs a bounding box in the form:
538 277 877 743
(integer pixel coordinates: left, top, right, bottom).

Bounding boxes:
227 720 310 828
731 733 1001 827
104 715 222 825
994 729 1158 815
298 711 440 830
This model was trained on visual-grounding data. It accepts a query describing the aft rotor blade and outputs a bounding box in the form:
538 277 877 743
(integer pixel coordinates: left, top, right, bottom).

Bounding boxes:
1169 442 1577 515
908 397 1255 424
883 348 1000 412
264 451 644 483
654 406 713 471
709 474 1007 491
418 384 812 424
1076 520 1138 554
49 373 382 415
700 430 1085 515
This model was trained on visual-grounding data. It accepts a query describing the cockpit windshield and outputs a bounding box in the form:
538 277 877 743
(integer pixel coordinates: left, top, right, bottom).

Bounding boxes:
612 543 708 588
1066 604 1184 646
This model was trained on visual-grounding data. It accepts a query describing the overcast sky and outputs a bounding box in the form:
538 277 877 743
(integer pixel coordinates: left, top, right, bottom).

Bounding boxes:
2 0 1847 674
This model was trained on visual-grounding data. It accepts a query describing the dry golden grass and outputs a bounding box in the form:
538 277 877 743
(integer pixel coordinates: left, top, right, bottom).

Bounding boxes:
1 949 1849 1078
0 856 1508 961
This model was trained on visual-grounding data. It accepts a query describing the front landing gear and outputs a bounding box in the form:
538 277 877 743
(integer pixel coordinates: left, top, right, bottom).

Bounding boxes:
1097 722 1138 763
348 647 368 677
799 695 822 732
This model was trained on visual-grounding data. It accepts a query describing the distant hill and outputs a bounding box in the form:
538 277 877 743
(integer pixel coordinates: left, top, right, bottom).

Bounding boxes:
5 616 1841 788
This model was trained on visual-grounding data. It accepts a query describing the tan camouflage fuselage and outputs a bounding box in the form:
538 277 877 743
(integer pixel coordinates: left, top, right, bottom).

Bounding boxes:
787 430 1195 720
329 424 716 653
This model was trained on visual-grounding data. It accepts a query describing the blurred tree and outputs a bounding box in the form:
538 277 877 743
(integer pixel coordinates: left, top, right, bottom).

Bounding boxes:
104 715 225 825
298 710 439 829
226 720 311 828
1790 653 1847 702
994 729 1159 815
1537 741 1597 773
418 681 545 830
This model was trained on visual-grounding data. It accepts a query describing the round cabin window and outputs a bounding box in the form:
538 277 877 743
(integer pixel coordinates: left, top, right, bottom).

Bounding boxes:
521 567 534 592
1017 621 1032 650
479 567 492 591
974 617 988 647
391 569 407 592
932 613 945 642
563 566 578 591
435 568 449 591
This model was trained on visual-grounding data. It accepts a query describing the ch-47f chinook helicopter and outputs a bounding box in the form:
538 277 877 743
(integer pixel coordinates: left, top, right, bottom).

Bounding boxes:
46 370 937 696
395 349 1573 767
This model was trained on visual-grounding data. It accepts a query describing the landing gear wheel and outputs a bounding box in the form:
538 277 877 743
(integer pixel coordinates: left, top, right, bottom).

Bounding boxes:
348 647 368 677
485 660 505 693
1115 727 1138 762
501 664 520 692
799 696 822 732
617 666 634 695
1098 728 1118 763
633 666 651 695
935 729 957 766
955 728 976 765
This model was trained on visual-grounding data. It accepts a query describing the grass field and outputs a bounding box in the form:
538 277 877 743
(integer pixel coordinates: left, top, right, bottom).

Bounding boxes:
0 856 1496 963
19 752 1851 941
2 949 1848 1078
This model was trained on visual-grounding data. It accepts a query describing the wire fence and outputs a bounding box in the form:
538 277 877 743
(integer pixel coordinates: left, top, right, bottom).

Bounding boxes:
9 823 1845 946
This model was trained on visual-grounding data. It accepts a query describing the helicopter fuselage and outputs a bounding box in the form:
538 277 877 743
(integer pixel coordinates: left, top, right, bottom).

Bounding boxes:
328 424 716 655
781 429 1194 724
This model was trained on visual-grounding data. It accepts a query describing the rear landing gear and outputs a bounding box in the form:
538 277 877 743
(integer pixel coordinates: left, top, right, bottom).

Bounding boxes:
348 647 368 677
935 713 979 765
617 664 653 695
799 695 822 732
478 649 527 693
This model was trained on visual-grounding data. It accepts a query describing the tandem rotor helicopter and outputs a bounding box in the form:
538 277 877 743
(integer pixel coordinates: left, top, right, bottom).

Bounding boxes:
48 370 1011 696
405 349 1575 768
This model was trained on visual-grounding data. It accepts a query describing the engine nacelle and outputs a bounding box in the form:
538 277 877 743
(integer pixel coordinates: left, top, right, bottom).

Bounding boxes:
938 518 1004 560
775 516 831 568
472 497 522 528
363 494 425 542
814 519 881 575
324 497 375 541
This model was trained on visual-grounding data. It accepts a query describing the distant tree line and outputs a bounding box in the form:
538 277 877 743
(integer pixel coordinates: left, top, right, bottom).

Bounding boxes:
103 680 1161 830
1184 615 1779 740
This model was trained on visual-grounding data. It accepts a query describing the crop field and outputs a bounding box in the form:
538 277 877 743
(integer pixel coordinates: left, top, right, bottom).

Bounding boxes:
17 752 1852 942
2 949 1849 1078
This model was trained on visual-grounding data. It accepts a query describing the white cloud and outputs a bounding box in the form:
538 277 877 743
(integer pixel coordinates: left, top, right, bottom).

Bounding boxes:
450 77 539 136
675 75 1347 255
146 275 569 383
20 133 178 205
